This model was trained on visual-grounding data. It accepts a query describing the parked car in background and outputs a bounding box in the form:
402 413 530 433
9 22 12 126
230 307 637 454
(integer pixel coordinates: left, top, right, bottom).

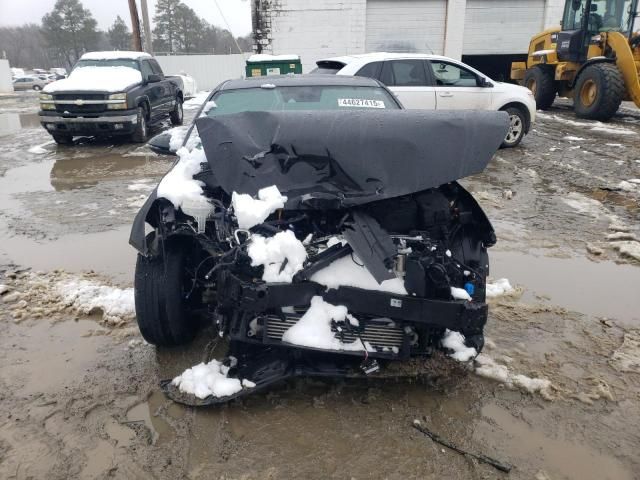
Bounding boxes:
314 53 536 148
12 76 47 91
49 67 67 77
10 68 25 80
39 51 184 145
175 72 197 98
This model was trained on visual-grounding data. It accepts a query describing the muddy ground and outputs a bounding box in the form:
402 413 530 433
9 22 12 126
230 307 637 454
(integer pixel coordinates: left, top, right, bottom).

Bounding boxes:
0 91 638 480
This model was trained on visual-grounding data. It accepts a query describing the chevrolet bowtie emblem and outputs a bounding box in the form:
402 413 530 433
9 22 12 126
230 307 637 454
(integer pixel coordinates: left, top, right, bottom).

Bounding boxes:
74 99 84 105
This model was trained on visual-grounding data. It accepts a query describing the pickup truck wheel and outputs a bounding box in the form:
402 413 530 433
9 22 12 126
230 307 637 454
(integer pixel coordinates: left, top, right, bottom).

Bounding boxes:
52 134 73 145
169 97 183 125
134 239 197 346
500 107 526 148
131 106 148 143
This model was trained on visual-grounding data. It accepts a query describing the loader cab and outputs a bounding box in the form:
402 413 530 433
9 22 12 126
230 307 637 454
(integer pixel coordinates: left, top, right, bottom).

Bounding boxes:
557 0 638 61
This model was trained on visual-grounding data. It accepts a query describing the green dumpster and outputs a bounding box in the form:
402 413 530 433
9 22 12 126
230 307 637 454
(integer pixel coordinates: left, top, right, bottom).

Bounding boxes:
245 54 302 77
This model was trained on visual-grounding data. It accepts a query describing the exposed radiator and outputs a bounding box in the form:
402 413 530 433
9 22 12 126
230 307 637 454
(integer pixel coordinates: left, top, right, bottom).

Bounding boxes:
264 314 405 350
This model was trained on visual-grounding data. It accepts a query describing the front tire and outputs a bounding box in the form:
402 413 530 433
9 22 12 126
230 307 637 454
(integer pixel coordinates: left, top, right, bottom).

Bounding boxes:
134 241 197 346
169 97 183 125
501 107 526 148
574 63 624 121
131 106 148 143
524 65 556 110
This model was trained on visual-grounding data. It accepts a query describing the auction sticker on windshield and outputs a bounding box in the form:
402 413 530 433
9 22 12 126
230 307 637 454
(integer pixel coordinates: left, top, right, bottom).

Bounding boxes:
338 98 386 108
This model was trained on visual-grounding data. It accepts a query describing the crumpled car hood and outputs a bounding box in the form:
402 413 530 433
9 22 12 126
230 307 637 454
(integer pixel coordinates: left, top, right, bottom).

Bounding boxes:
196 109 509 208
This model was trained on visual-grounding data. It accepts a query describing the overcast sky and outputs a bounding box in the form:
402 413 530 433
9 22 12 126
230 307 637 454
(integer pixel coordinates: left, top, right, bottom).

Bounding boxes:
0 0 252 37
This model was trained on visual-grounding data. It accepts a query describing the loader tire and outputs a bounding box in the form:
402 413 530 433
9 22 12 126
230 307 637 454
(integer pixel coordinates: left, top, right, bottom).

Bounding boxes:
134 238 197 346
574 63 624 121
524 65 556 110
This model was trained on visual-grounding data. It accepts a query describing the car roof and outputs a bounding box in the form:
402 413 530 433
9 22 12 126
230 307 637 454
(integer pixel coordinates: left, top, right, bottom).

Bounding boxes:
218 74 384 90
80 51 152 61
317 52 462 65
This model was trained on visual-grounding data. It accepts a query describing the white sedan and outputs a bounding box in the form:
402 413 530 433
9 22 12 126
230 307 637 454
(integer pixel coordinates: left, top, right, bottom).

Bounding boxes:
314 53 536 148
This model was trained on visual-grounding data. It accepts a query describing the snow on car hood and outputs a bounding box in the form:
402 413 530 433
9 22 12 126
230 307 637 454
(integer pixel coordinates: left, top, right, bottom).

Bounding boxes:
44 66 142 93
195 109 510 208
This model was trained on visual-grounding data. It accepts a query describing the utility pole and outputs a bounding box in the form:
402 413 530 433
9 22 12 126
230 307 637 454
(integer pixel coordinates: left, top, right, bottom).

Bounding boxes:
128 0 143 51
140 0 153 54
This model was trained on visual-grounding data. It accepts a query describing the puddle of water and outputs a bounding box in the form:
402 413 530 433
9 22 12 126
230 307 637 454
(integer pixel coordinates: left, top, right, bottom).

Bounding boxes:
126 390 173 445
1 319 109 396
0 112 40 136
476 403 635 480
0 224 136 283
491 250 640 327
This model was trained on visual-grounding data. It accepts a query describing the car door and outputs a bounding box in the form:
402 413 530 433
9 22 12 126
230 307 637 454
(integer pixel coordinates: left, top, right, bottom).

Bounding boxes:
149 59 173 114
426 60 492 110
379 59 436 109
140 60 163 118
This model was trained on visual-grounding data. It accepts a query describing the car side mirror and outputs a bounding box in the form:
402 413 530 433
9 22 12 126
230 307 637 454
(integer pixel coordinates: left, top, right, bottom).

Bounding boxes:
147 74 161 83
477 77 493 88
147 132 176 156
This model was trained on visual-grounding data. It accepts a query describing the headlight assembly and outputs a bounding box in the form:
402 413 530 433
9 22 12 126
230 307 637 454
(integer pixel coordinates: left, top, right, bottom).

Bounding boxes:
39 93 55 110
107 92 128 110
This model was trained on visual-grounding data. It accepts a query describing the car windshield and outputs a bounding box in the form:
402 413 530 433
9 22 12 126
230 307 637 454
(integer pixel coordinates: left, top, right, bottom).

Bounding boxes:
74 59 140 71
206 85 399 116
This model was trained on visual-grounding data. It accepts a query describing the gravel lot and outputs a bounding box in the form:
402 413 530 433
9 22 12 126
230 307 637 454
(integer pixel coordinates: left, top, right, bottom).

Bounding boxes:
0 91 638 480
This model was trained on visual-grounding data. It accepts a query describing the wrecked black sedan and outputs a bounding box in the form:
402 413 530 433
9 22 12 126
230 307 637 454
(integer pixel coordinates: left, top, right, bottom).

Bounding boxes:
130 75 509 404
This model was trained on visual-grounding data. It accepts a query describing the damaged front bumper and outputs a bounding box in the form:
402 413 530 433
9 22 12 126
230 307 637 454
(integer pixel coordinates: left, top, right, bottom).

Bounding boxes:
218 271 487 360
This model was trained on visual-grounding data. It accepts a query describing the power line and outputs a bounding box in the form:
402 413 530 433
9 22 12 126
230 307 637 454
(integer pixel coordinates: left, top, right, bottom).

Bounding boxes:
212 0 243 54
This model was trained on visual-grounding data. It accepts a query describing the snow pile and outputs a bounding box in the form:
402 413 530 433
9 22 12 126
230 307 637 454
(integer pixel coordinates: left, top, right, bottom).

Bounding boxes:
199 100 217 117
80 51 151 60
45 66 142 93
590 124 636 136
183 91 210 110
248 54 300 62
127 181 154 192
617 179 640 192
56 278 135 323
474 353 553 400
157 146 207 210
442 329 477 361
172 359 255 399
231 185 288 229
310 254 407 295
248 230 307 283
562 192 613 219
610 330 640 374
486 278 515 298
450 287 471 301
610 241 640 262
563 136 585 141
28 142 51 154
282 296 372 352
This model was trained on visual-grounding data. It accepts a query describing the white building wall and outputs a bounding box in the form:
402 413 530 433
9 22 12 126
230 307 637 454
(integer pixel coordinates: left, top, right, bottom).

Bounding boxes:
259 0 367 72
155 54 249 91
0 60 13 93
365 0 447 55
443 0 467 59
253 0 569 70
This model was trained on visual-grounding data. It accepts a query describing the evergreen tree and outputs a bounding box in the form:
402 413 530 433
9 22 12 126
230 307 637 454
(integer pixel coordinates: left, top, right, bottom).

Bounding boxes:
107 16 132 51
153 0 181 53
42 0 98 68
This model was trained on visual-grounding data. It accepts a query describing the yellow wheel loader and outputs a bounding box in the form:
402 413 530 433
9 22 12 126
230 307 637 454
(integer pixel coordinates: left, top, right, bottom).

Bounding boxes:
512 0 640 120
